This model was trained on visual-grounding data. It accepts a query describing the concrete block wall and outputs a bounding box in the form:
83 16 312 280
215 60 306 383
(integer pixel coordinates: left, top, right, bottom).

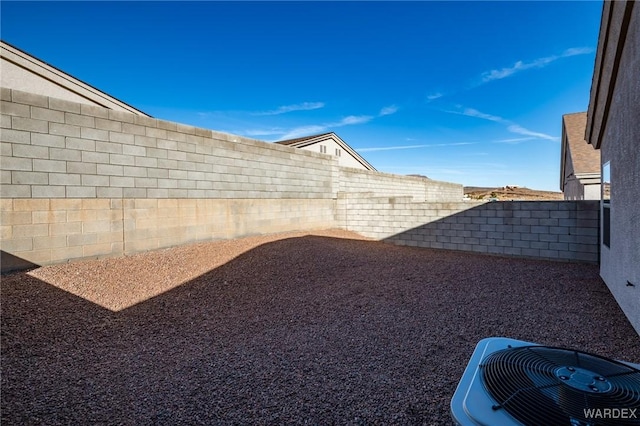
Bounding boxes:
1 89 338 270
339 195 600 263
339 167 463 202
1 89 336 200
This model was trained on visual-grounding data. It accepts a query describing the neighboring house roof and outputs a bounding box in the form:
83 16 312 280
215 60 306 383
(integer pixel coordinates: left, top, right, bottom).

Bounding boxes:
276 132 376 171
0 40 150 116
560 112 600 191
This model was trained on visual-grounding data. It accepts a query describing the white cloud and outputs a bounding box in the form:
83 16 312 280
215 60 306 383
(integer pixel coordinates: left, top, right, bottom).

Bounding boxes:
480 46 594 83
277 125 329 140
460 108 506 123
562 47 595 57
443 106 559 142
427 93 443 101
507 125 559 142
492 137 537 144
357 142 474 153
253 102 325 116
379 105 399 116
336 115 373 126
241 128 287 137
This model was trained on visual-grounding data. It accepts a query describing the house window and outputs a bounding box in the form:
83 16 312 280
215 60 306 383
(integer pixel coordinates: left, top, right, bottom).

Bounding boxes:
319 145 327 154
602 161 611 248
335 148 341 157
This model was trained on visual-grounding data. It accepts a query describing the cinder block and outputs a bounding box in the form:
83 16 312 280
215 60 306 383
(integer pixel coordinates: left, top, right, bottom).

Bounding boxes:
109 131 135 144
134 135 157 148
12 90 48 107
110 176 135 187
81 127 109 142
33 159 66 173
96 141 123 154
2 156 33 170
146 147 168 159
531 211 550 219
50 246 84 262
32 185 65 198
48 173 80 186
531 225 549 234
97 187 123 198
539 234 559 243
145 127 167 139
158 120 178 132
123 166 147 177
12 171 48 185
67 161 97 175
66 186 96 198
178 142 197 153
550 210 572 219
82 220 111 233
122 122 146 136
1 129 30 144
157 139 178 150
0 237 33 252
12 116 48 133
31 106 64 123
1 170 11 184
147 188 169 198
49 122 81 138
513 211 531 218
12 143 48 159
521 248 540 257
80 104 109 118
108 109 135 123
531 241 549 250
83 243 113 257
48 147 81 162
134 177 157 188
0 88 10 101
82 151 110 164
95 164 123 176
0 101 30 117
82 174 109 186
33 235 67 250
147 168 169 179
65 137 95 151
95 118 122 132
31 133 65 148
65 112 95 127
135 156 158 168
123 188 147 198
0 210 32 225
49 98 81 113
12 223 49 238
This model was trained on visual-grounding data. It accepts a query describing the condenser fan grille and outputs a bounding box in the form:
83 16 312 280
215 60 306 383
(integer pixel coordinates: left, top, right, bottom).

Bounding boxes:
480 346 640 426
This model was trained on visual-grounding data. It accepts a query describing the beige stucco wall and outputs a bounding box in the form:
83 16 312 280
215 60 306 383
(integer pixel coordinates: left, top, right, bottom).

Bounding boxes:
587 1 640 335
1 59 103 107
298 139 366 169
563 178 601 200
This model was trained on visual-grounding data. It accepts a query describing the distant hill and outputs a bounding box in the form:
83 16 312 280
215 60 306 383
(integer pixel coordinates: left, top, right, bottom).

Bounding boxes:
464 186 563 201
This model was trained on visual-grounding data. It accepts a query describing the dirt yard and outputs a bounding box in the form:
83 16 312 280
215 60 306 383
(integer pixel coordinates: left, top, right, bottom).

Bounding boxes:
2 229 639 424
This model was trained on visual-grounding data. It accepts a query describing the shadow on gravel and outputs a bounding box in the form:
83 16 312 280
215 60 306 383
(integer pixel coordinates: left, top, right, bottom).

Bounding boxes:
3 236 640 424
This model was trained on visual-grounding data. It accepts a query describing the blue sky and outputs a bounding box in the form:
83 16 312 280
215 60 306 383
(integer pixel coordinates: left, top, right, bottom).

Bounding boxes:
1 1 603 191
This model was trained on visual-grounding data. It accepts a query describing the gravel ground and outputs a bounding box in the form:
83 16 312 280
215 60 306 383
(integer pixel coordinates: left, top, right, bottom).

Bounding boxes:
2 229 640 425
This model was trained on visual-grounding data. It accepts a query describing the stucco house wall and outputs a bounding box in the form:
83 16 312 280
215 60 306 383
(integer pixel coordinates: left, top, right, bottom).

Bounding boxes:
586 0 639 334
560 112 601 200
299 138 364 169
1 41 149 116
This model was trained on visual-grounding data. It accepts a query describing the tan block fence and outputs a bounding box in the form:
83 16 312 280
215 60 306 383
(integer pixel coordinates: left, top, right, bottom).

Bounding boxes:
1 88 464 271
